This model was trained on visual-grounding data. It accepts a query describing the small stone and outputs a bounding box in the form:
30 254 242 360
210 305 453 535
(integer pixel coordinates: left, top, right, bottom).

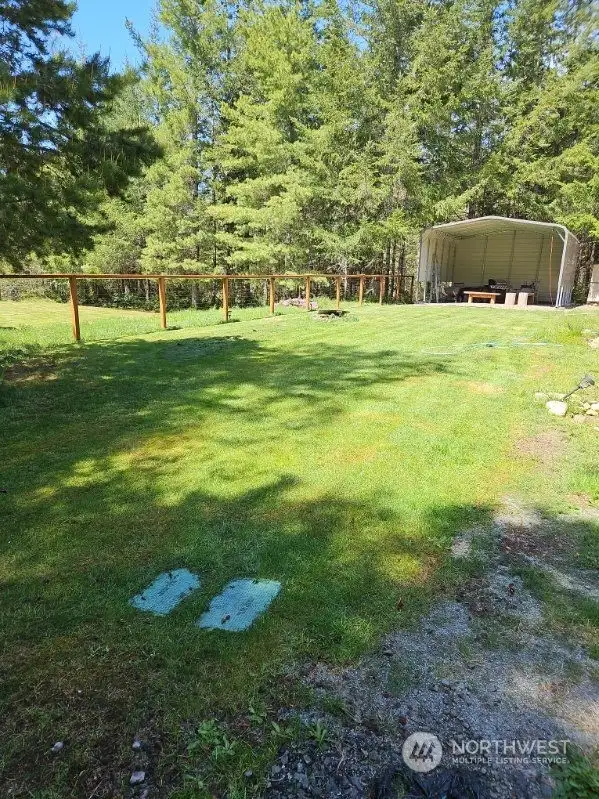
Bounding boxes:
546 400 568 417
271 765 282 776
280 753 289 765
244 769 253 779
572 414 587 423
303 754 312 765
296 761 304 772
295 772 309 789
586 409 598 416
588 337 599 349
140 791 149 799
50 741 64 754
591 402 599 411
130 771 146 785
132 738 142 751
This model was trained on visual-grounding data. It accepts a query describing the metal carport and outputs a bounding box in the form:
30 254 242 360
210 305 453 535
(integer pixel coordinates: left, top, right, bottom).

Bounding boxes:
418 216 580 306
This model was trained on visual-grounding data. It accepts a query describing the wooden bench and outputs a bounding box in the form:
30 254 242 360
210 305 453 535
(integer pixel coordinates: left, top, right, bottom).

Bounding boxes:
464 291 501 305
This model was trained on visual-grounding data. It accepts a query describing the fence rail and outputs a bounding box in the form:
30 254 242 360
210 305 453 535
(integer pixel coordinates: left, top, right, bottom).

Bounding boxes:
0 273 414 341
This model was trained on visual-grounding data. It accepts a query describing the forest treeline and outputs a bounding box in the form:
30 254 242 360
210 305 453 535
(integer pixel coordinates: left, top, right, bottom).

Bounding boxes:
1 0 598 306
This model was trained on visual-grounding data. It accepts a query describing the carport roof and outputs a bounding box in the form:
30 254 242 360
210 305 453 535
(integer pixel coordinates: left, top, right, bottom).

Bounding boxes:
427 216 576 241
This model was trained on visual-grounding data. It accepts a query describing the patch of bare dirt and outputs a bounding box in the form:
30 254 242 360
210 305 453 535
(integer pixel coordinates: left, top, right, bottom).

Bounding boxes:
514 431 567 468
499 521 574 562
466 381 504 395
3 359 57 383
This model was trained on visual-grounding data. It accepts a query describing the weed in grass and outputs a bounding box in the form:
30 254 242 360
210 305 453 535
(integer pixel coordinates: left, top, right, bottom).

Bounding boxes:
319 694 352 719
269 721 295 744
247 703 268 727
307 720 329 748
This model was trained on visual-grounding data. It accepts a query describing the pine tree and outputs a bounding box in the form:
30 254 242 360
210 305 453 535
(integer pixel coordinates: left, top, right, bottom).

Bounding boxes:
208 3 320 271
0 0 157 267
136 0 241 275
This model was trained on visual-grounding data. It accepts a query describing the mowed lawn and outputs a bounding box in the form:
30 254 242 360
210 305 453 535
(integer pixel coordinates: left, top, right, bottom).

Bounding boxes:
1 299 598 797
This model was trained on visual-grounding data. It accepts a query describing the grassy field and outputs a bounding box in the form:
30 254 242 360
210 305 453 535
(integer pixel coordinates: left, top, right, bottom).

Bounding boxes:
1 298 598 797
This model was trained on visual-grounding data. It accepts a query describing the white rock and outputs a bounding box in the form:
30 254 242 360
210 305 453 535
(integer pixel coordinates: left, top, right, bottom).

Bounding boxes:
591 402 599 411
50 741 64 754
534 392 548 400
546 400 568 417
588 337 599 349
130 771 146 785
132 738 142 751
586 409 598 416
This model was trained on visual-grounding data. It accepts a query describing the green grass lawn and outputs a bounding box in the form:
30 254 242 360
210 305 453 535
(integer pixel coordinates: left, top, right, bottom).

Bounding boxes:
1 299 598 797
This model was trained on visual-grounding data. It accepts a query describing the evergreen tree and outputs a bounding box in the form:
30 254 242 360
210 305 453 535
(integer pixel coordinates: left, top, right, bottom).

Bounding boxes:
0 0 157 267
208 3 320 271
137 0 241 275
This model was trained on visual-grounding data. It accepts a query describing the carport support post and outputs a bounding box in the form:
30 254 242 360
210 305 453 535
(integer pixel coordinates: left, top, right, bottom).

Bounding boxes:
269 277 276 315
506 230 517 284
305 276 311 311
68 277 81 341
335 276 341 310
480 235 489 283
379 275 385 304
158 277 167 329
222 277 229 322
359 276 364 306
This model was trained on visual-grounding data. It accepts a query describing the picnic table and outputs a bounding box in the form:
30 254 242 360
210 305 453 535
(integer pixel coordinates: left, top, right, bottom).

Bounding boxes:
464 290 501 305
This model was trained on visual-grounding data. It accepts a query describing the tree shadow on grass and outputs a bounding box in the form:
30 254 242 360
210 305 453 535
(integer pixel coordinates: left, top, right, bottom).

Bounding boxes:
0 331 455 481
0 331 465 796
0 472 460 798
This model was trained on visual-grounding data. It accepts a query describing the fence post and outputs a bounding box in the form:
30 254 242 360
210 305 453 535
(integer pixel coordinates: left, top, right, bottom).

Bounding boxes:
305 276 311 311
359 276 364 306
158 277 167 329
68 276 81 341
379 275 385 305
222 277 229 321
335 276 341 310
269 277 276 315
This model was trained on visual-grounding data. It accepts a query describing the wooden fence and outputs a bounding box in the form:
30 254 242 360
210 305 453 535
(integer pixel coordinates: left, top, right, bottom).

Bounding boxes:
0 273 414 341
